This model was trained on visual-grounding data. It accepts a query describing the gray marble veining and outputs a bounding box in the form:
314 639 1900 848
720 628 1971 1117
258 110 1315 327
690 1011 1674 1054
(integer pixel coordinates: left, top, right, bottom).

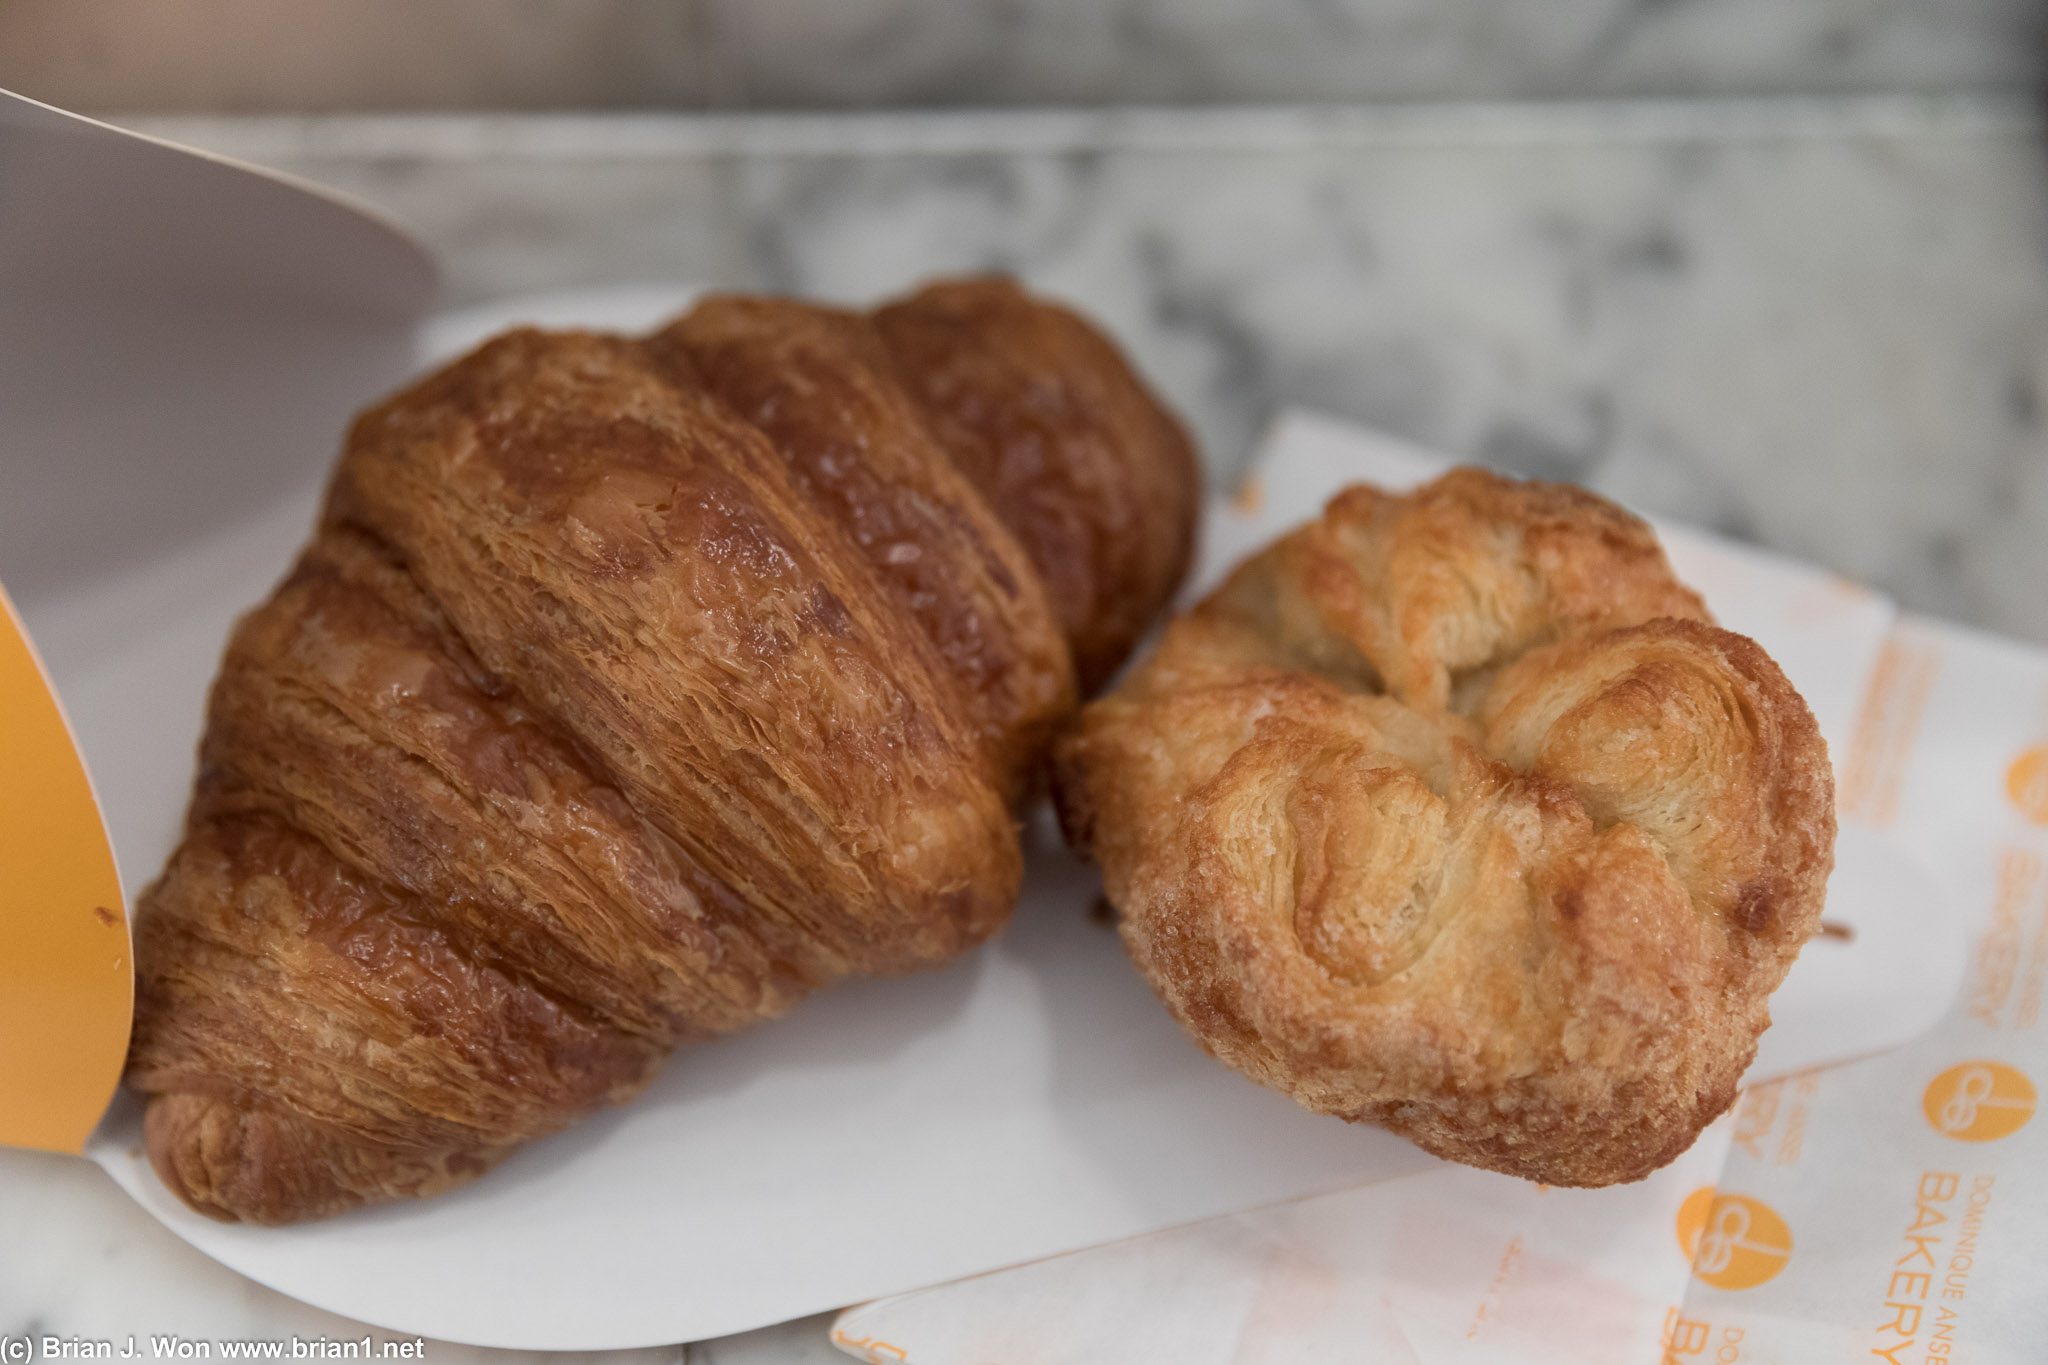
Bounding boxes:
3 0 2043 111
129 97 2048 645
701 0 2048 106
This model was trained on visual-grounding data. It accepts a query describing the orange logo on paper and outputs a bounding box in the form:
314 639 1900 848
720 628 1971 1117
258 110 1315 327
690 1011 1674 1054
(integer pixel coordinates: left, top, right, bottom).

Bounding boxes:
1676 1187 1792 1290
2007 746 2048 825
1923 1061 2035 1141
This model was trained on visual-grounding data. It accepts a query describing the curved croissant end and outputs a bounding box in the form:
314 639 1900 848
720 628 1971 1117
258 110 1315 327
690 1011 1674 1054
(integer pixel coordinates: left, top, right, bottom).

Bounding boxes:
1055 469 1833 1186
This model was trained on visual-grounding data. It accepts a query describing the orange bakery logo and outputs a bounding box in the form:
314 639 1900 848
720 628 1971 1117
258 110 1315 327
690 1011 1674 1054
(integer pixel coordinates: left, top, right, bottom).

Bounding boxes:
1923 1060 2036 1142
1676 1187 1792 1291
2007 745 2048 825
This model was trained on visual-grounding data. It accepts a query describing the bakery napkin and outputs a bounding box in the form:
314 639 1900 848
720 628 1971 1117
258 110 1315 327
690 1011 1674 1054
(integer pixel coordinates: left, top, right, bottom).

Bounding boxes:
829 410 1999 1364
1665 612 2048 1363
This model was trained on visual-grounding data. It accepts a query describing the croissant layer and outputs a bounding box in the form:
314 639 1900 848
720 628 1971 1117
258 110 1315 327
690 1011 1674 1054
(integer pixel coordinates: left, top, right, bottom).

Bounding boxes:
127 278 1199 1223
1055 470 1834 1186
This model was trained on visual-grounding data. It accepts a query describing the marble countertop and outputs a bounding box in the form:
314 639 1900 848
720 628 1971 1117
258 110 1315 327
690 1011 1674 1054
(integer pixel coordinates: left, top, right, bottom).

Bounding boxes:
131 94 2048 648
10 93 2048 1361
6 0 2043 111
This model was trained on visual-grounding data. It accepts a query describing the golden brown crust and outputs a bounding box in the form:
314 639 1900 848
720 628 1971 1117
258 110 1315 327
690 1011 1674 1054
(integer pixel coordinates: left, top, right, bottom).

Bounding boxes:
874 278 1203 693
648 296 1075 797
126 278 1199 1224
1054 469 1834 1186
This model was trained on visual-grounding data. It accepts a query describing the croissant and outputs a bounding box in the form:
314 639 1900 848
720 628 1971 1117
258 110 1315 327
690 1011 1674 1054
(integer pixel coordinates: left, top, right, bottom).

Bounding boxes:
125 277 1200 1224
1053 470 1834 1186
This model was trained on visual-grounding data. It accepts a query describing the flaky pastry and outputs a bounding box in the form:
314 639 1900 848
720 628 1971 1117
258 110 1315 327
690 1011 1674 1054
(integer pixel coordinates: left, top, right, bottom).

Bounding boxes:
1054 470 1834 1186
126 278 1199 1223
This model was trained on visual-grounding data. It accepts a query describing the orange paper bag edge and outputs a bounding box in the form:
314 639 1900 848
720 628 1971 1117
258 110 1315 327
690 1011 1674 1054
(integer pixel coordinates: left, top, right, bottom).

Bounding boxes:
0 580 132 1153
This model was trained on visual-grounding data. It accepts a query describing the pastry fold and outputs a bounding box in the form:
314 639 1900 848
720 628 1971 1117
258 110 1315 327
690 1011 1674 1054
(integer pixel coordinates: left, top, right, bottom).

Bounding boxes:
1055 471 1834 1186
126 278 1199 1223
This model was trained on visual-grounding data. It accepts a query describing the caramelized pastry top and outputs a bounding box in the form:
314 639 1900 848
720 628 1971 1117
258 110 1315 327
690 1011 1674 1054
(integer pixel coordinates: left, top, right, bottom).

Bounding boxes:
1056 469 1833 1186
